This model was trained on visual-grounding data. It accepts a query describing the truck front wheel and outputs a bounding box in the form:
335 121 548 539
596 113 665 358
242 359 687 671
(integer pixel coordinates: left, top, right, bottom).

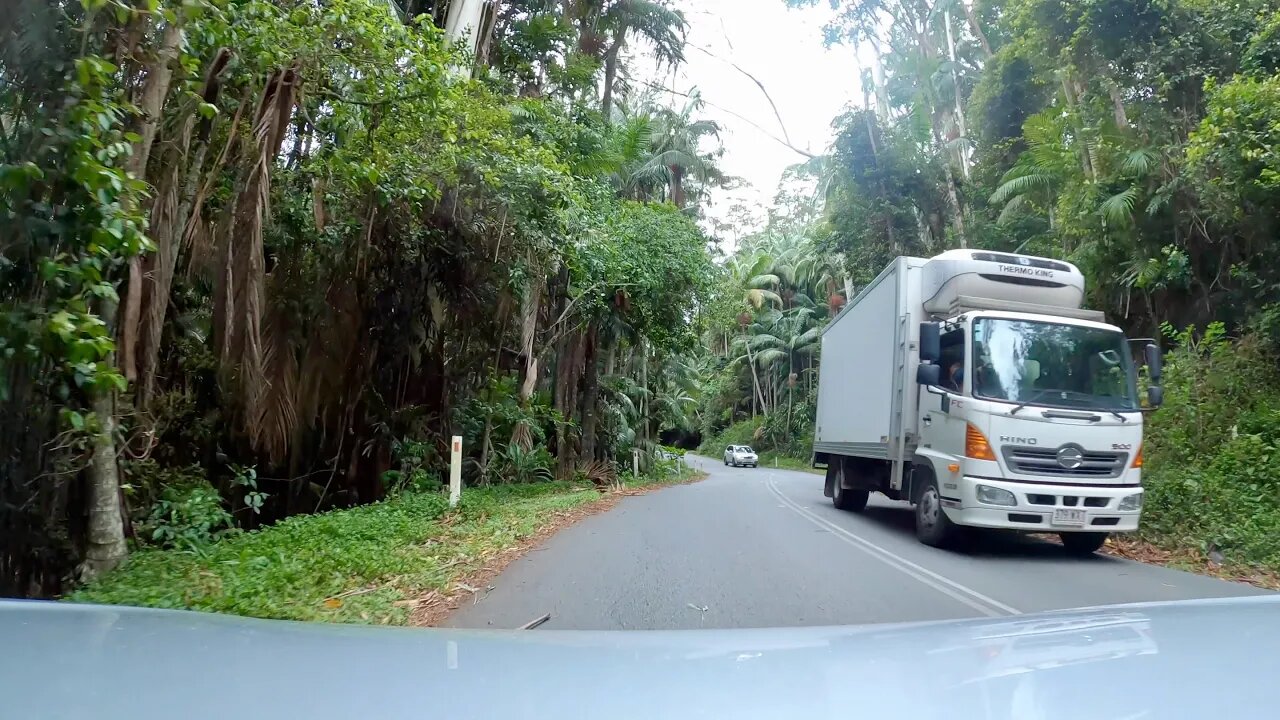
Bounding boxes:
915 480 962 548
1060 532 1108 556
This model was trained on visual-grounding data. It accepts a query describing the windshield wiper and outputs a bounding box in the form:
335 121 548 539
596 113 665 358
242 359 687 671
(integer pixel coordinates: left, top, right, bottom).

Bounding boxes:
1009 389 1056 416
1010 389 1131 422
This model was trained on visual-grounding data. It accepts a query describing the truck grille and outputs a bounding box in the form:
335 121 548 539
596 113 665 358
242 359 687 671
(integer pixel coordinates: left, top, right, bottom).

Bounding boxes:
1001 445 1128 479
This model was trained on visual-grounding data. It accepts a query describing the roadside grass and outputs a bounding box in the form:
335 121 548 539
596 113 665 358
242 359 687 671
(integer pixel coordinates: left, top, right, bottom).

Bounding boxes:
70 467 703 624
755 452 822 475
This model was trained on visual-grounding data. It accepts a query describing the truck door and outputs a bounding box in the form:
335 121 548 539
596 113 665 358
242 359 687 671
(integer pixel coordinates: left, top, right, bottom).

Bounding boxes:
917 325 968 491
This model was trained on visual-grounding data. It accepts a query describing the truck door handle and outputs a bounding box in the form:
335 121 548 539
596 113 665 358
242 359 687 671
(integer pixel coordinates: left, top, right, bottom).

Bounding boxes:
923 416 932 427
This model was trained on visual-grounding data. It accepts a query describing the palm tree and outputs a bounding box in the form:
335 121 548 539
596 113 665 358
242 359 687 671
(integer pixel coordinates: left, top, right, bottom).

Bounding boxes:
610 94 726 211
990 113 1082 233
645 95 725 210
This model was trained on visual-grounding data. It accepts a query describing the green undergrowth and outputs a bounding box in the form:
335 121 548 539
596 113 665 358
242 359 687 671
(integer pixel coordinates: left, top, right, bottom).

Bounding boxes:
1137 327 1280 571
70 467 702 624
756 453 822 474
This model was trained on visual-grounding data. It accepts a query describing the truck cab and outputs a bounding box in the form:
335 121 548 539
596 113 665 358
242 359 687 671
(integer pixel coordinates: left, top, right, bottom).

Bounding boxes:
913 310 1150 552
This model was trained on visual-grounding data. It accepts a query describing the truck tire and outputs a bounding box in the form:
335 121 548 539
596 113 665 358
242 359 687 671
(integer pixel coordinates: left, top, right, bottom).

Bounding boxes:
915 478 962 548
1060 532 1108 556
832 463 870 512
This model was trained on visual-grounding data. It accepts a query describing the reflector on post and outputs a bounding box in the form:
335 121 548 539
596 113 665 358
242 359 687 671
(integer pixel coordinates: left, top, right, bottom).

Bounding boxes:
449 435 462 508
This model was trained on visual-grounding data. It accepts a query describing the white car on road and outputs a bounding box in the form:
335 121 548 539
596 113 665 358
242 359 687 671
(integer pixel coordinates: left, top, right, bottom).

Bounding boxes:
724 445 758 468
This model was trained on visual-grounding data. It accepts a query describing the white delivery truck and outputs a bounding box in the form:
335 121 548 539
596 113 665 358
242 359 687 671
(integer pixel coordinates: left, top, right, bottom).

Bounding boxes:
813 250 1163 555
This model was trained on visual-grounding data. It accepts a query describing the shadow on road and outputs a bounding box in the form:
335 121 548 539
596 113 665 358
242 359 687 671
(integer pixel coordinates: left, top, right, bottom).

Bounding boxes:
849 501 1123 564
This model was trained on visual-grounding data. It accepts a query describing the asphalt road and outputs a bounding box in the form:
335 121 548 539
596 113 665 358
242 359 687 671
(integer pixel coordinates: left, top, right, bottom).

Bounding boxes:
447 454 1268 630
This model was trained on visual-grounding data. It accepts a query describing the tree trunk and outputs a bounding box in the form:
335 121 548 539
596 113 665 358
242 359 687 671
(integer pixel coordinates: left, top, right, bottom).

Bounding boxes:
960 0 993 59
138 49 232 407
81 19 185 581
869 38 890 119
787 361 794 434
639 339 648 441
80 391 127 581
80 297 127 581
579 323 600 462
516 273 543 404
743 331 769 415
479 416 493 482
943 161 967 247
669 165 686 209
554 330 586 480
604 339 617 376
944 9 970 179
120 21 183 382
444 0 487 51
1060 74 1098 181
601 37 624 121
1106 78 1130 130
474 1 500 69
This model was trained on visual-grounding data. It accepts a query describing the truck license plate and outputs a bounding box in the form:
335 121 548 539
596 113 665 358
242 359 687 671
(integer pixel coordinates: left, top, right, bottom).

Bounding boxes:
1052 509 1087 527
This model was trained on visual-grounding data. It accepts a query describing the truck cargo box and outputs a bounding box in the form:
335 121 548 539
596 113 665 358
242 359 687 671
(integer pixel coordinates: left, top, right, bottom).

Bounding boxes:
814 257 926 474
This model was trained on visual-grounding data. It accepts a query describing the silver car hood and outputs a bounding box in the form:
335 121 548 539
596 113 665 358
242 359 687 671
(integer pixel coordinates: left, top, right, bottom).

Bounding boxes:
5 596 1279 719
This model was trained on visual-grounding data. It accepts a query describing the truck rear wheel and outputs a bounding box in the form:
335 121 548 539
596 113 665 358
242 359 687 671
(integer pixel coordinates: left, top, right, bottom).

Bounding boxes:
1060 532 1108 556
915 479 962 548
832 464 869 512
833 483 869 512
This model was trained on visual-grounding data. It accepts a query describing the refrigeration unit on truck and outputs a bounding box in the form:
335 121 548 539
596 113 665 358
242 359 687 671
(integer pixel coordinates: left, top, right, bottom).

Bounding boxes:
812 250 1163 555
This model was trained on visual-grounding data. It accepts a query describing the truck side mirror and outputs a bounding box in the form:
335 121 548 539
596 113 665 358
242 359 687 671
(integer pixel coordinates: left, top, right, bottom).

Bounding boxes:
1144 343 1162 383
1147 385 1164 408
916 363 940 386
919 322 941 363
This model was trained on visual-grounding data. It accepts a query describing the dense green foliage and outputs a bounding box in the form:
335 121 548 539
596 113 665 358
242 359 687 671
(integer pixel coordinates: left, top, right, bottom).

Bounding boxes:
1139 327 1280 567
2 0 720 596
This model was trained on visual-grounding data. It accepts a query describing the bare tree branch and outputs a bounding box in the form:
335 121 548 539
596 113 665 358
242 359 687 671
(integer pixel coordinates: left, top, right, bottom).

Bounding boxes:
635 80 816 160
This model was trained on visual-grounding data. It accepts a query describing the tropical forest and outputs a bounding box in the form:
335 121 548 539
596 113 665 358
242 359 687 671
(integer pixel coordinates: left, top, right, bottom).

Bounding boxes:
5 0 1280 621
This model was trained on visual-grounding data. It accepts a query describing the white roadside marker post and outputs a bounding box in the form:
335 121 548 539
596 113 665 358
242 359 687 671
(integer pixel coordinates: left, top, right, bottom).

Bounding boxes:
632 449 640 479
450 435 462 508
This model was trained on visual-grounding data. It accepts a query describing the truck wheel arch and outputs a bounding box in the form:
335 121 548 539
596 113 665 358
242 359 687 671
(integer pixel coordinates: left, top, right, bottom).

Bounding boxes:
909 455 942 505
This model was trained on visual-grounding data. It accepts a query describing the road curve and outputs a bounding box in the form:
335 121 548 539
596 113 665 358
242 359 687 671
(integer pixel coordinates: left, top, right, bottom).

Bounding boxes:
447 454 1267 630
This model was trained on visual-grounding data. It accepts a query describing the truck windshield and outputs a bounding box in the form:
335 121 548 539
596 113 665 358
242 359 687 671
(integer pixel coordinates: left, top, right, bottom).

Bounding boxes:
971 318 1138 411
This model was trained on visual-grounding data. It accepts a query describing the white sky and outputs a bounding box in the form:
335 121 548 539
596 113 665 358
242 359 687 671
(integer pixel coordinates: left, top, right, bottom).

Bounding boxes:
634 0 867 239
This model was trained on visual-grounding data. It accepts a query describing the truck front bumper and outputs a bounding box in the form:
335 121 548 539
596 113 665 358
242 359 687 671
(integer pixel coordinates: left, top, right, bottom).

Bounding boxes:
940 476 1142 533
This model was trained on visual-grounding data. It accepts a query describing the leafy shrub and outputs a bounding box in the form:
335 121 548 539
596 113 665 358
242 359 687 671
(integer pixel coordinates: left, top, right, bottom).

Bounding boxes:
383 438 442 495
138 477 237 552
700 417 765 452
497 443 554 484
1140 326 1280 567
1143 430 1280 566
1144 324 1278 470
455 374 561 481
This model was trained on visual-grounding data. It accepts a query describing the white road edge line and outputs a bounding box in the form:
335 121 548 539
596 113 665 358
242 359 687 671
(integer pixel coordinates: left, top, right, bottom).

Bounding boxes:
767 478 1022 618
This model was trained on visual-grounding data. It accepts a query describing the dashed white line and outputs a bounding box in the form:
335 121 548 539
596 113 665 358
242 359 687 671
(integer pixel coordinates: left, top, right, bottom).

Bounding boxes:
767 477 1022 618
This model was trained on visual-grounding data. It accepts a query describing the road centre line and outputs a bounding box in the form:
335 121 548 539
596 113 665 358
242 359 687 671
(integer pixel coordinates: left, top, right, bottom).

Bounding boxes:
766 477 1022 618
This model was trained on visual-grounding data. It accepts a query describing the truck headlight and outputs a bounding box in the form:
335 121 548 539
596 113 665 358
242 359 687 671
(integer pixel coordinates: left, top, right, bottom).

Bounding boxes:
1118 493 1144 511
976 484 1016 507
